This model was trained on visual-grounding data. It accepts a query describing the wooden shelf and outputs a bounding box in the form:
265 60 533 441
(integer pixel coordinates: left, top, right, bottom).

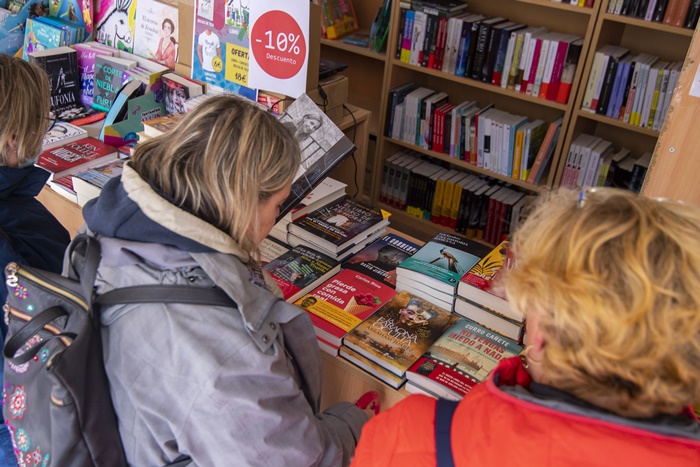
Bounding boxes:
321 38 388 62
602 13 695 36
576 109 660 137
385 137 548 192
516 0 595 14
391 60 570 111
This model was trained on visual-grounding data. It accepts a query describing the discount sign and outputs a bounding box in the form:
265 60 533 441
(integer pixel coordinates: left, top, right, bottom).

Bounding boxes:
249 2 309 98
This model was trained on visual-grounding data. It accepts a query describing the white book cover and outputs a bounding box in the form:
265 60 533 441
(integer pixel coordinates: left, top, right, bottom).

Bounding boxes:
132 0 179 70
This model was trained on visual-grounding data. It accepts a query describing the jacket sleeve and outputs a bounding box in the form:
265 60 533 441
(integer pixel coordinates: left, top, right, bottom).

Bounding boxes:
177 338 367 467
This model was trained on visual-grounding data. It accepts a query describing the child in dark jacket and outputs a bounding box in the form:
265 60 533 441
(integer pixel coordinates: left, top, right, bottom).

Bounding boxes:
0 54 71 466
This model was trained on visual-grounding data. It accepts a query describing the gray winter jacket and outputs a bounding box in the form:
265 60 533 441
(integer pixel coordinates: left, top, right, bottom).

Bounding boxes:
82 164 367 466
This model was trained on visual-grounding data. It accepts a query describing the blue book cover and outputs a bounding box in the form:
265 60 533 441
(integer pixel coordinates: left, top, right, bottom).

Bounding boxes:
22 17 64 60
344 233 421 288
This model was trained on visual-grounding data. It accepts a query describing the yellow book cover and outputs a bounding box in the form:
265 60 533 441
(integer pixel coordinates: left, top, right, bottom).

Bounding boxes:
431 177 447 223
512 130 524 179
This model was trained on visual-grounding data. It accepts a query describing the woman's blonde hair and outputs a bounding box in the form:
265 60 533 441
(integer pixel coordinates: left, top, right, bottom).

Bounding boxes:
130 95 301 253
506 188 700 418
0 54 51 166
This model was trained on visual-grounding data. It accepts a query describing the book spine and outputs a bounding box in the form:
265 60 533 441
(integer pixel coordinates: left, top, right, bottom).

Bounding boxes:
433 16 449 70
465 21 483 79
471 22 493 80
546 40 570 101
526 121 557 184
455 21 472 77
421 13 438 68
525 38 543 95
596 56 620 115
582 49 606 112
400 10 415 63
396 7 407 59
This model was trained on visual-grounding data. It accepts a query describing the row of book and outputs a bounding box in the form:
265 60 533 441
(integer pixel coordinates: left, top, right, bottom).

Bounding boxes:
582 45 681 132
21 8 87 62
608 0 700 29
380 153 535 249
395 1 584 104
560 134 651 192
551 0 595 7
262 222 525 397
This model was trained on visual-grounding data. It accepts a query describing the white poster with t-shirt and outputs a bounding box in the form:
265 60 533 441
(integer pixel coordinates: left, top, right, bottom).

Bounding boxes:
248 1 309 98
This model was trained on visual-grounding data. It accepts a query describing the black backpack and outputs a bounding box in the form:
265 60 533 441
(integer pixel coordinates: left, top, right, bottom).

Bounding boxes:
2 235 235 466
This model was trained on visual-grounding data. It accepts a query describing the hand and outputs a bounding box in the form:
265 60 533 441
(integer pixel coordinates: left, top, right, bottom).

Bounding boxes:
355 391 381 420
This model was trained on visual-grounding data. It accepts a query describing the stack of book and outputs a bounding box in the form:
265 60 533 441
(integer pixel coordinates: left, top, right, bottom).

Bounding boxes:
287 195 391 262
71 160 125 207
37 137 120 203
405 317 523 399
454 240 525 342
261 245 340 304
42 121 88 151
340 291 460 388
396 232 491 311
297 232 421 355
270 178 347 243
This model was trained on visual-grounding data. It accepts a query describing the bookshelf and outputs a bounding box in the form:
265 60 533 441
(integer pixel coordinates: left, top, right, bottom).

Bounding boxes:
555 0 694 186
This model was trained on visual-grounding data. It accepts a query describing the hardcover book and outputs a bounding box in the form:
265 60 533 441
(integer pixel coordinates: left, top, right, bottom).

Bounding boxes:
295 268 397 351
342 291 460 377
36 137 119 182
262 245 340 304
288 195 390 254
406 318 523 398
344 232 421 288
42 121 88 150
29 46 91 121
396 232 491 296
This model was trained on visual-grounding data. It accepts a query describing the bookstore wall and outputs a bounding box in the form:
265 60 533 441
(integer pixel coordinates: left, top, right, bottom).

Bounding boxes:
319 0 699 242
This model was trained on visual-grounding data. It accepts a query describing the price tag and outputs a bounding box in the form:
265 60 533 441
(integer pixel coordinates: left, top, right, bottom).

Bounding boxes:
249 1 309 98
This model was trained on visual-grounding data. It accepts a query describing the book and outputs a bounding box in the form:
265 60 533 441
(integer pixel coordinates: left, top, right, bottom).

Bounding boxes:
92 55 138 112
161 72 205 114
339 345 407 388
276 94 356 222
396 231 492 298
282 177 347 223
457 240 522 322
258 236 291 266
344 232 421 288
95 0 137 52
525 116 563 184
321 0 359 39
71 159 125 206
42 121 88 150
295 268 398 351
342 291 460 377
288 195 390 255
132 0 179 70
73 42 116 108
453 296 525 341
406 318 523 398
29 46 91 121
262 245 341 304
141 112 185 137
36 137 119 182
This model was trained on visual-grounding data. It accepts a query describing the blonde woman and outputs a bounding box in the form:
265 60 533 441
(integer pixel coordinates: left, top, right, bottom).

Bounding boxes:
0 54 71 466
82 95 369 465
352 188 700 466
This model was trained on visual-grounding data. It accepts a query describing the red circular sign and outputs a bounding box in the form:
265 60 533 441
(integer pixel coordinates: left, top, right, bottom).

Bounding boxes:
251 10 307 80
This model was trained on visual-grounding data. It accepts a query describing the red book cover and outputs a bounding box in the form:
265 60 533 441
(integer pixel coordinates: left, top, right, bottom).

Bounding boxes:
432 17 449 70
36 137 119 181
546 40 571 101
525 38 543 95
295 269 398 347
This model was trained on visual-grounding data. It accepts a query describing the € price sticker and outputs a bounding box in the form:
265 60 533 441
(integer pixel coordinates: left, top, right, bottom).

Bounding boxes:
249 1 309 98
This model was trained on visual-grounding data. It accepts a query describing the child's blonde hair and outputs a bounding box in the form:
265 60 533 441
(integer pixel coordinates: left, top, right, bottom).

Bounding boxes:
130 95 301 253
506 188 700 417
0 55 51 167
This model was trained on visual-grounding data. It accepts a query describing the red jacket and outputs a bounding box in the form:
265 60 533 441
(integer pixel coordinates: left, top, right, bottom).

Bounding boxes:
351 357 700 466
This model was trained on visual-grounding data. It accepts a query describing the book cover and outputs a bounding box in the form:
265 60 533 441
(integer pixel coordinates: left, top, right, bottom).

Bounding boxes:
92 55 137 111
295 268 398 347
288 195 389 254
283 177 347 223
42 121 88 150
95 0 137 52
53 0 92 36
344 233 421 288
141 111 184 137
22 17 63 61
406 318 523 398
161 72 204 114
343 291 460 376
321 0 358 39
258 236 291 266
457 240 522 321
397 231 491 296
191 0 256 99
276 94 356 222
132 0 179 70
29 46 92 121
71 159 124 206
262 245 340 303
36 137 119 181
73 43 114 107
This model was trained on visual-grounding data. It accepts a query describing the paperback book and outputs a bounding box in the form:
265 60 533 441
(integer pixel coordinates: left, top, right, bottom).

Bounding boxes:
258 236 291 266
71 159 125 207
295 268 397 352
342 291 460 377
406 318 523 399
281 177 347 223
36 137 119 182
339 345 406 389
42 121 88 150
343 232 421 288
262 245 340 304
288 195 390 255
397 232 491 298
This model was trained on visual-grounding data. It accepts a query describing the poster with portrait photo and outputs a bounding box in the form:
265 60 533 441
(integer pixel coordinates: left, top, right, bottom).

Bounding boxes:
276 93 355 223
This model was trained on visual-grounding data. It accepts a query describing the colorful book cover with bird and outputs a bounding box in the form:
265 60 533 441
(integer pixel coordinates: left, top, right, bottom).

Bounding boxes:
398 232 492 294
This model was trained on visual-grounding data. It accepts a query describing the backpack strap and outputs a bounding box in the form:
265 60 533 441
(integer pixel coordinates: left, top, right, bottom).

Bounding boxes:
95 285 236 308
3 306 76 364
435 398 459 467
